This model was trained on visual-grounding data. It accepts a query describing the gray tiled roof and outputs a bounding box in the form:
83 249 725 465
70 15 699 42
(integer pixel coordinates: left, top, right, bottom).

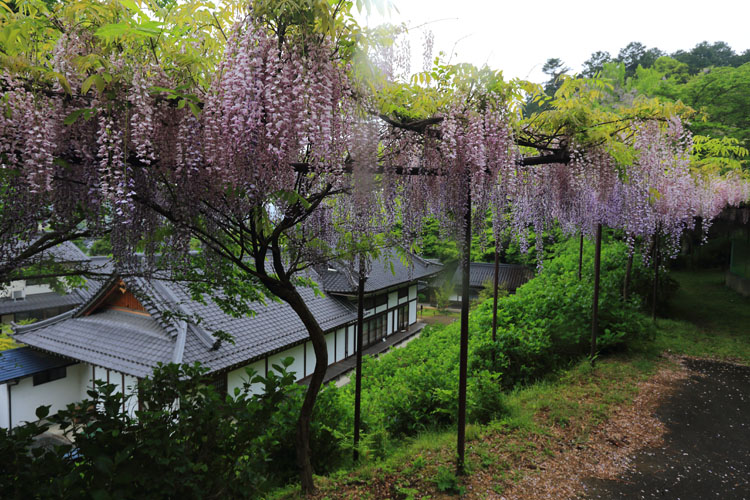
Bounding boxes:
0 290 87 316
318 251 442 294
0 347 72 383
15 308 177 378
13 252 433 378
7 240 91 266
44 241 90 263
0 256 111 317
452 262 534 291
14 268 358 377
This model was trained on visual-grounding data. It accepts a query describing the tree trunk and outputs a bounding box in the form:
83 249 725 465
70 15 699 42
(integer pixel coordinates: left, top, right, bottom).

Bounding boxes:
491 244 500 344
457 186 471 475
264 281 328 495
623 251 633 301
590 224 602 366
578 231 584 281
353 259 366 462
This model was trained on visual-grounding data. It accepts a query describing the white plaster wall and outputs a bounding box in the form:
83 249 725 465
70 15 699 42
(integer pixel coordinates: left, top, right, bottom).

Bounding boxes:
109 369 123 397
123 375 139 417
409 300 417 325
335 328 346 361
375 302 387 314
25 284 54 295
81 365 139 415
9 363 88 427
0 280 55 299
409 285 417 300
80 363 95 400
0 280 25 298
228 359 265 396
347 325 355 356
306 340 316 376
325 332 335 365
0 383 9 429
388 291 398 308
287 344 305 379
267 346 302 379
93 365 109 386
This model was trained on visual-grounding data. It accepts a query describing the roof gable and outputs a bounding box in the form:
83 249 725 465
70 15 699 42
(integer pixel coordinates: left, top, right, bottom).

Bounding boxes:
12 266 360 377
84 280 149 317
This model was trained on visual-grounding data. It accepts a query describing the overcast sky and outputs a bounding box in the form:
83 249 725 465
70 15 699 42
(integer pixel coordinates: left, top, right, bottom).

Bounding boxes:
355 0 750 83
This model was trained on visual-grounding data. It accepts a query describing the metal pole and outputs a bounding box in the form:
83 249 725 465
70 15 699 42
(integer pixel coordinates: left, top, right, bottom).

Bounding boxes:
623 251 633 301
590 224 602 365
492 244 500 344
578 231 584 281
652 233 659 322
457 184 471 475
352 258 366 462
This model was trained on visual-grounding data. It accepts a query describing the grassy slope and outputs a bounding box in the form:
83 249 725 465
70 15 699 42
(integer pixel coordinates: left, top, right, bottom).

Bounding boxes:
269 270 750 498
655 270 750 363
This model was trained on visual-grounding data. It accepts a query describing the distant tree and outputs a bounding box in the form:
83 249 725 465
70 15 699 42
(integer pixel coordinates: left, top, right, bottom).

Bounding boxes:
679 64 750 156
652 56 691 83
672 41 739 73
88 238 113 256
581 50 612 78
542 57 571 95
737 49 750 66
434 277 455 312
616 42 664 77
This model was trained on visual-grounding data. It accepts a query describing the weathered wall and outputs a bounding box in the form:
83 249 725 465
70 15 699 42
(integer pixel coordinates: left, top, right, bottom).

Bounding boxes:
726 271 750 297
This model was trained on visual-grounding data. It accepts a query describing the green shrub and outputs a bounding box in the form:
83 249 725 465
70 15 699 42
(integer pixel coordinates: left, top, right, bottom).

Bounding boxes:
467 370 510 423
343 235 657 444
0 360 348 499
434 465 465 494
470 236 656 386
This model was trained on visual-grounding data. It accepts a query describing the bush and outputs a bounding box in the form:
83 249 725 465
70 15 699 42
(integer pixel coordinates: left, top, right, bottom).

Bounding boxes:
342 235 658 446
470 236 655 388
0 360 348 499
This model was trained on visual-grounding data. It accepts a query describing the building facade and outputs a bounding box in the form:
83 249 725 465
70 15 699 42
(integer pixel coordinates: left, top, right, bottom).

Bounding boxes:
1 253 440 429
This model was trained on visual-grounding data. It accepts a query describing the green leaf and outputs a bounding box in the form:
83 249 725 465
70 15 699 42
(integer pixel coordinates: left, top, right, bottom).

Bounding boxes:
35 405 50 419
119 0 142 14
94 23 130 41
187 101 201 119
52 72 72 95
80 74 107 95
64 108 87 125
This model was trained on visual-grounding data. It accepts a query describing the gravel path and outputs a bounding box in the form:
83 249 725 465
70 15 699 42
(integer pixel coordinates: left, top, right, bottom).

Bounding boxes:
582 358 750 500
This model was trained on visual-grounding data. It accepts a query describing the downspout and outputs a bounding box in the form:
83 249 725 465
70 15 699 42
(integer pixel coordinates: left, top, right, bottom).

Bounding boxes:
7 379 19 430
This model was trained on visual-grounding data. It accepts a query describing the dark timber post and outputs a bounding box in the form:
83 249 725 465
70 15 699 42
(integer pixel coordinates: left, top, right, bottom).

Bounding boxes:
652 232 660 322
352 257 366 462
623 251 633 301
457 183 471 475
590 223 602 365
578 231 584 281
492 244 500 344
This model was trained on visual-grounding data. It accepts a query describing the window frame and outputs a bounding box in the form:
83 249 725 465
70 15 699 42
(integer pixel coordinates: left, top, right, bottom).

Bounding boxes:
33 366 67 386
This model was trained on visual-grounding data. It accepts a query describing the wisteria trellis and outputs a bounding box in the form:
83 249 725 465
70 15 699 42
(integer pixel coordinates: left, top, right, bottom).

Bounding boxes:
3 7 750 493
